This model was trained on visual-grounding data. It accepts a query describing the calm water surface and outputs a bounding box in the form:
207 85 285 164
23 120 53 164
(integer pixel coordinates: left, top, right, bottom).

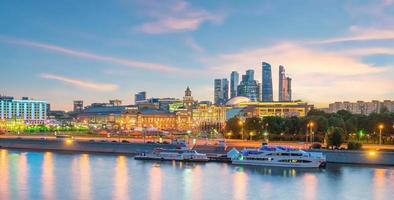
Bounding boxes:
0 149 393 200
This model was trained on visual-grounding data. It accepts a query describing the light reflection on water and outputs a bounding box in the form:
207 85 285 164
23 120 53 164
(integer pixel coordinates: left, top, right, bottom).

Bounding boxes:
0 149 393 200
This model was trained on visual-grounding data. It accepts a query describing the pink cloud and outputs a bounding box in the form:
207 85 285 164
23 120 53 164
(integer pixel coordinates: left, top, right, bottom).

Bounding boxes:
312 27 394 44
136 0 223 34
0 36 183 73
40 73 118 91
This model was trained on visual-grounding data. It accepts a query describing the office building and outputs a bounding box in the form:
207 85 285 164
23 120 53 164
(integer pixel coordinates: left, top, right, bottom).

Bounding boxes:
262 62 273 102
230 71 239 98
237 70 260 101
134 91 146 104
279 65 292 101
0 96 48 124
214 79 229 105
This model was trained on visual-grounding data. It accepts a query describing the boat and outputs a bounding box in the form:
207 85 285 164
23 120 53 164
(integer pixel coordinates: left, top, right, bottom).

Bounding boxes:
135 148 209 162
227 145 326 168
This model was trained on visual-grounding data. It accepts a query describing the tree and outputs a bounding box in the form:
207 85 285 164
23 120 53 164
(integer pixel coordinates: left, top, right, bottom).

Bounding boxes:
283 116 302 134
225 117 242 139
328 116 346 130
307 109 326 117
327 127 345 148
337 110 352 121
345 116 358 134
244 117 263 140
262 116 284 134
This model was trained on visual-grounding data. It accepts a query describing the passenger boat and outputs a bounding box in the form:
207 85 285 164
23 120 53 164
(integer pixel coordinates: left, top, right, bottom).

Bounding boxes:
135 148 209 162
227 145 326 168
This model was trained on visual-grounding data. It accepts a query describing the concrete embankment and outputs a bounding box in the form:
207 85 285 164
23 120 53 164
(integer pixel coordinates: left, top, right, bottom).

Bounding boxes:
308 149 394 166
0 138 177 154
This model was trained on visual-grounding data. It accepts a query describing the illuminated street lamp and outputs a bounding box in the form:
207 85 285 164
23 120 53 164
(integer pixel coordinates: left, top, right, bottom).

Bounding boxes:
238 119 244 140
378 124 384 145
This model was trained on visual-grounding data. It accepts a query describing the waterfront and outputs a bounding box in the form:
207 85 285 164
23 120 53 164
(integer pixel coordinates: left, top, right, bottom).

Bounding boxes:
0 149 393 200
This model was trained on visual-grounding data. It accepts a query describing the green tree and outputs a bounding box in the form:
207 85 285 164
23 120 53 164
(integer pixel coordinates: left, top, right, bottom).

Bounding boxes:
225 116 242 139
283 116 302 134
345 116 358 134
262 116 284 134
328 127 345 148
328 116 346 130
337 110 353 121
244 117 263 140
307 109 326 117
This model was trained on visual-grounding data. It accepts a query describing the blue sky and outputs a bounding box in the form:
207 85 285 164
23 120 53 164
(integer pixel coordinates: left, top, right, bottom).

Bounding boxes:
0 0 393 110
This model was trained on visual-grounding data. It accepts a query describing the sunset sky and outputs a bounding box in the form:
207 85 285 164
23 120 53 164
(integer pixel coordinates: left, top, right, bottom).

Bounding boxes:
0 0 393 110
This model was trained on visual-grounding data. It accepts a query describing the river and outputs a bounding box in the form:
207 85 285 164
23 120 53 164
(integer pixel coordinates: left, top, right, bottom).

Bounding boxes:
0 149 393 200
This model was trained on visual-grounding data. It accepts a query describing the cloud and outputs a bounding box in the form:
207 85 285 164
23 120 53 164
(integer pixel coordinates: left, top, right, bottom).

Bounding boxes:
312 26 394 44
185 37 204 52
0 36 183 73
136 0 223 34
202 42 393 106
341 47 394 56
40 73 118 91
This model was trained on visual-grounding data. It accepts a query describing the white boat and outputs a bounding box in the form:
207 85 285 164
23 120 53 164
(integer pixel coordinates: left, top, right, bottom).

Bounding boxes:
228 145 326 168
135 148 209 162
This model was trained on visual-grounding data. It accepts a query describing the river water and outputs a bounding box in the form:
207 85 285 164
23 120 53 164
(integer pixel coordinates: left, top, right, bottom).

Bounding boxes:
0 149 393 200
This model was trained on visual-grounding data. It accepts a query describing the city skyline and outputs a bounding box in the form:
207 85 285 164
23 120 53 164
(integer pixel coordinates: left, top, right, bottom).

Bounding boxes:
1 0 394 110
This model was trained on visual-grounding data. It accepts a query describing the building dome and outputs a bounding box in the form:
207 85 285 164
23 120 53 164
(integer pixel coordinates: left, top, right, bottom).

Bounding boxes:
225 96 251 106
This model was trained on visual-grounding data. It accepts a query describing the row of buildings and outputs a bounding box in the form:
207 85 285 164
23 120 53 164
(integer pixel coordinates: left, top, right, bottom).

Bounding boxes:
214 61 292 105
327 100 394 115
69 87 312 133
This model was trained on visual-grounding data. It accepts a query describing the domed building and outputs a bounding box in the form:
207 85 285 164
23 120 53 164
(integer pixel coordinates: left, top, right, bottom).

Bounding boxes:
225 96 251 106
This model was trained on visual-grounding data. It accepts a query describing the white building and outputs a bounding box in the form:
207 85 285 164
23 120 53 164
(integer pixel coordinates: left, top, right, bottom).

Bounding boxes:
328 100 393 114
0 96 48 124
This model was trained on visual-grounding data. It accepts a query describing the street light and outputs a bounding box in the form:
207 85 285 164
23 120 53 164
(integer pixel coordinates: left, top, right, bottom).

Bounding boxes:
238 119 244 140
309 122 315 143
378 124 384 145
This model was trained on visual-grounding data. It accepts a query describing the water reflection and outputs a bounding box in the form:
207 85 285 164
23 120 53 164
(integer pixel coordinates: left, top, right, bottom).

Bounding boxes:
373 168 386 200
149 163 163 200
233 168 248 200
113 156 129 200
41 152 55 200
72 154 91 200
18 152 29 200
0 149 9 200
302 174 317 200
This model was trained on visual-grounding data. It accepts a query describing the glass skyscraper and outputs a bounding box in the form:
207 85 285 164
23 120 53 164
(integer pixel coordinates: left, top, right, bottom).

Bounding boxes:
214 78 229 105
237 70 260 102
279 65 292 101
230 71 239 98
262 62 273 102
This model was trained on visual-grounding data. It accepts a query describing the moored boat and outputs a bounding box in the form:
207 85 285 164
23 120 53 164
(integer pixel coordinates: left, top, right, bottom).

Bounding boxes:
227 145 326 168
135 148 209 162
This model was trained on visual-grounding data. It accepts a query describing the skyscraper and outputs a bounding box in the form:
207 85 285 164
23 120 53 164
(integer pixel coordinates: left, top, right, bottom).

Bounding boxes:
237 70 260 101
246 69 254 82
278 65 292 101
279 65 285 101
230 71 239 98
262 62 273 102
135 91 146 104
214 79 229 105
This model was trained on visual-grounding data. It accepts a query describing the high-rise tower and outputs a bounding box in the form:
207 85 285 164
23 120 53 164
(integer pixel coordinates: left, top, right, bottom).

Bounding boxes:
278 65 292 101
262 62 273 102
214 79 229 105
230 71 239 98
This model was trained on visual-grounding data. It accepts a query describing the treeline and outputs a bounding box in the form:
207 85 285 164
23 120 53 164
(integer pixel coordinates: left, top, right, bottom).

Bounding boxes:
225 109 394 144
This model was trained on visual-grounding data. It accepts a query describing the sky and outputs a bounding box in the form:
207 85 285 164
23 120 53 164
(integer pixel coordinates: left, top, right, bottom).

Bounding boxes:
0 0 393 111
